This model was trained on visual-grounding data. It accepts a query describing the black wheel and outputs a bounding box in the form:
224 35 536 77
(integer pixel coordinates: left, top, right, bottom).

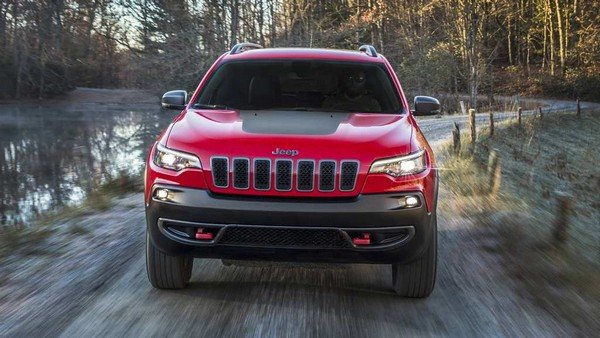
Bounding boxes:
146 232 193 289
392 214 437 298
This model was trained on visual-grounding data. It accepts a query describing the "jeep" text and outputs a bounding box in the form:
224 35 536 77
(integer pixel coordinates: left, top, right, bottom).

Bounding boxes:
272 148 299 156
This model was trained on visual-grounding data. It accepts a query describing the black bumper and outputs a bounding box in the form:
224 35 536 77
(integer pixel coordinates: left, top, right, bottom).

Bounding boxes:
146 185 436 264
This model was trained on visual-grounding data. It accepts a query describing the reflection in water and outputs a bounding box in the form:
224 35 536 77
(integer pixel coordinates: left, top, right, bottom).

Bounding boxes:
0 105 174 225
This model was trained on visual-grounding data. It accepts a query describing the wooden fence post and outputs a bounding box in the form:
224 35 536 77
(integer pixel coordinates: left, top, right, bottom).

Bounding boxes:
553 191 573 244
517 107 522 125
452 122 461 155
487 150 501 196
576 98 581 117
489 111 494 136
468 109 476 150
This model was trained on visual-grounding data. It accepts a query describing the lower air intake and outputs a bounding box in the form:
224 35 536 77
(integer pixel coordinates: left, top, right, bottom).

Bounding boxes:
219 226 350 248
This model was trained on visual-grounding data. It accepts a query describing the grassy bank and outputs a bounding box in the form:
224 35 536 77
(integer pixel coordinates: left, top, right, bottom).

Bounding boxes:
0 172 143 260
440 111 600 330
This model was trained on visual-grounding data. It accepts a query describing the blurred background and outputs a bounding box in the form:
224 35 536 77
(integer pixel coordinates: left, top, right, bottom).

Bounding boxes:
1 0 599 104
0 0 598 336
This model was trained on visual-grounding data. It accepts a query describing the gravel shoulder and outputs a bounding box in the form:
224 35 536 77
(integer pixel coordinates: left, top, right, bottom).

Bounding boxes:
0 195 144 336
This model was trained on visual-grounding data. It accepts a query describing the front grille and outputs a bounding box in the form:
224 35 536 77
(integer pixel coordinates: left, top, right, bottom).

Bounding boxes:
210 157 359 193
275 160 293 191
339 161 359 191
297 160 314 191
219 226 351 248
233 158 249 189
253 159 271 190
318 161 336 191
211 157 229 187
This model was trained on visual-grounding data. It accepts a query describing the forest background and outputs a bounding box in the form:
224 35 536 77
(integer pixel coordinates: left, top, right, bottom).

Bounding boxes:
1 0 598 110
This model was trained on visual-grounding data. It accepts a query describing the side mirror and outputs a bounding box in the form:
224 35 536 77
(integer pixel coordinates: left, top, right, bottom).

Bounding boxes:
161 90 188 110
413 96 441 116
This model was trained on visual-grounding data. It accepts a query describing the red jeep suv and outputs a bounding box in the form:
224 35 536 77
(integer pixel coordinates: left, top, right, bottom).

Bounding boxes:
145 43 440 297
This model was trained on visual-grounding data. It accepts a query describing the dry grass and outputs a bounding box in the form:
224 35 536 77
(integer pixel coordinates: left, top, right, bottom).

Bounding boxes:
37 172 142 225
441 111 600 331
0 172 142 260
425 93 544 115
0 225 55 257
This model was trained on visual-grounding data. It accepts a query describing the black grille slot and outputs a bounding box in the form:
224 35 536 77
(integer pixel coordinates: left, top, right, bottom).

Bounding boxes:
275 160 292 191
233 158 249 189
339 161 359 191
319 161 336 191
297 160 314 191
211 158 229 187
253 159 271 190
219 226 350 248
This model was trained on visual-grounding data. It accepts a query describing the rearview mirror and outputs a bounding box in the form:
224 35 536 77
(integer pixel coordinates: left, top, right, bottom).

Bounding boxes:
161 90 188 110
413 96 440 116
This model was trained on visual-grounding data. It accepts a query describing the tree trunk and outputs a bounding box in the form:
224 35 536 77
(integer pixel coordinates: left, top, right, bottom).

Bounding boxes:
84 0 99 58
507 15 512 65
230 0 239 45
467 0 479 109
0 0 8 46
542 0 548 69
554 0 565 76
269 0 276 46
258 0 265 46
53 0 63 49
547 0 555 76
13 2 23 99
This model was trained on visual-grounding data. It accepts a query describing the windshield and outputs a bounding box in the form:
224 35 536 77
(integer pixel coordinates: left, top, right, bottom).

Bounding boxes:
195 60 403 113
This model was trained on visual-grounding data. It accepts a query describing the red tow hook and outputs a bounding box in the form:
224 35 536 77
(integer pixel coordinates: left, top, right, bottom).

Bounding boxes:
352 233 371 246
195 228 214 240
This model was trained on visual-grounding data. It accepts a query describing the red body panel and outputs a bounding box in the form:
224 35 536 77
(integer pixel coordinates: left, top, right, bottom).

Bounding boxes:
145 48 437 212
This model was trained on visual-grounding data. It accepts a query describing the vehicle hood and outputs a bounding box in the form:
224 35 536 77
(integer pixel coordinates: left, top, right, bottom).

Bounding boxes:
166 109 414 161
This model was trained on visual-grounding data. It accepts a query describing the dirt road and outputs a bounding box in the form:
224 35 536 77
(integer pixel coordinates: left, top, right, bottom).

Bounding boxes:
1 94 596 337
58 212 574 337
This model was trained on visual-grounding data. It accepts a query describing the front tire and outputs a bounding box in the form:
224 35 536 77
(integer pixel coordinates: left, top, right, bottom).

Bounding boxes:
392 214 437 298
146 232 193 289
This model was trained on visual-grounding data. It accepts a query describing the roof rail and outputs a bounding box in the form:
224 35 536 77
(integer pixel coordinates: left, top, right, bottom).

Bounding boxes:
230 42 263 54
359 45 378 57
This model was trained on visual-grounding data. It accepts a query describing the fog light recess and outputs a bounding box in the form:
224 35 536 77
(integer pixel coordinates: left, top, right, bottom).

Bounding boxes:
405 196 419 207
398 195 420 208
155 188 170 200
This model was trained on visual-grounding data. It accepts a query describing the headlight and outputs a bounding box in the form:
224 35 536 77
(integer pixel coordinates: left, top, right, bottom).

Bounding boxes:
369 149 427 177
153 143 201 171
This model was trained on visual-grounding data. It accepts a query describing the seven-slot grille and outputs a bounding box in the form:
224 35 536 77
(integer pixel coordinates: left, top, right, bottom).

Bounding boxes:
210 157 359 192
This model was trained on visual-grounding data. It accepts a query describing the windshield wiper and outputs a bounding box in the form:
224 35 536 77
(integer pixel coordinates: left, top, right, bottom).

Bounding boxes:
192 103 232 110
